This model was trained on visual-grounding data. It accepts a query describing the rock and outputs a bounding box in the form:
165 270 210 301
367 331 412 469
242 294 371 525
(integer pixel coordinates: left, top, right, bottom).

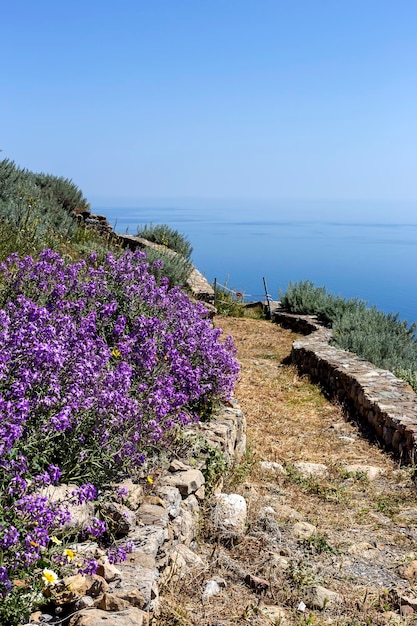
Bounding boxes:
95 589 146 611
169 459 192 471
245 574 269 592
344 464 385 480
35 614 56 623
137 502 169 528
162 469 205 496
399 560 417 582
111 550 158 611
292 521 317 540
96 558 122 582
259 461 286 475
303 585 342 609
74 596 95 611
142 495 166 508
171 508 196 545
41 484 95 532
270 554 289 570
273 504 303 521
100 502 136 536
194 485 206 500
87 575 109 598
293 462 328 478
212 493 247 538
181 494 200 519
169 544 205 575
95 593 130 611
68 607 147 626
29 611 43 623
261 605 289 625
128 525 167 559
256 508 281 542
53 574 108 604
400 604 415 616
397 508 417 523
202 579 222 600
348 542 379 558
112 479 144 510
155 486 182 518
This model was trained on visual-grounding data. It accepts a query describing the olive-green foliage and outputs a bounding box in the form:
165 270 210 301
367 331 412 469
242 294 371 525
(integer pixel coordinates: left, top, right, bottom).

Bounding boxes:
0 158 194 290
395 368 417 391
0 158 88 260
280 280 417 392
142 245 193 288
136 223 193 260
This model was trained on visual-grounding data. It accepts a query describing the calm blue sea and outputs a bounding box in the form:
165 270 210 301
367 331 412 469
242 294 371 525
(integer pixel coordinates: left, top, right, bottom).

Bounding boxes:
99 199 417 326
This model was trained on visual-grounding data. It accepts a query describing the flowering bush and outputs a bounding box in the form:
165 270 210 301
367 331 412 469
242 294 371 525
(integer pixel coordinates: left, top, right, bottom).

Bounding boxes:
0 248 239 618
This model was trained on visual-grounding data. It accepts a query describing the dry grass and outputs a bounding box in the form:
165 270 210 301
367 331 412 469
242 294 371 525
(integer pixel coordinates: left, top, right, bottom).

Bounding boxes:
155 314 417 626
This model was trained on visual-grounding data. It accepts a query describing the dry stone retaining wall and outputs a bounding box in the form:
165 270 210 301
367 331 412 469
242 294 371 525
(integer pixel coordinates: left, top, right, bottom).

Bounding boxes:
273 310 417 464
29 403 246 626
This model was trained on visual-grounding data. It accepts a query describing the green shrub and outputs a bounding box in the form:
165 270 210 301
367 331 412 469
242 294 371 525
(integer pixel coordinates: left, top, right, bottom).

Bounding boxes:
143 245 193 288
136 223 193 260
280 280 417 392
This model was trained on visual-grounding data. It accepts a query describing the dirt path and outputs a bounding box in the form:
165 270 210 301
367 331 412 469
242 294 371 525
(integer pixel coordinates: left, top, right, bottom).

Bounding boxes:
158 316 417 626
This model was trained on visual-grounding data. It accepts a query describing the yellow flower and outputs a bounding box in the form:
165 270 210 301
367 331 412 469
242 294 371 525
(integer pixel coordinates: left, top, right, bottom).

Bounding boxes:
64 548 75 561
146 476 153 485
42 569 58 586
50 536 62 545
112 348 121 358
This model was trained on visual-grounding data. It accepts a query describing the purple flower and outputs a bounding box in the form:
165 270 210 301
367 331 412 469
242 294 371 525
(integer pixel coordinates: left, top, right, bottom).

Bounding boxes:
71 483 97 504
79 558 99 575
107 541 134 564
84 517 106 538
0 525 20 549
0 566 12 595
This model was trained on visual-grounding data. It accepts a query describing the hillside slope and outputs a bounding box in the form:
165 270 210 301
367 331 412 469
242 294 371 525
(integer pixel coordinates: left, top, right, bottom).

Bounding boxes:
158 315 417 626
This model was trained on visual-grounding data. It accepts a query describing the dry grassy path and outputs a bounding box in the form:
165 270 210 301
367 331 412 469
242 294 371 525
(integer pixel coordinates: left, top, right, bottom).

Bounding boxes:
158 316 417 626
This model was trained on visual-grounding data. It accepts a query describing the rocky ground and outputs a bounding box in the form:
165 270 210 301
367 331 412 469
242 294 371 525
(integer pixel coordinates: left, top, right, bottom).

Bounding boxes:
156 315 417 626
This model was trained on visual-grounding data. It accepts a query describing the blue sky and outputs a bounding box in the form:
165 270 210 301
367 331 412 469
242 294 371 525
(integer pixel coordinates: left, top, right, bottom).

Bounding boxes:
2 1 417 205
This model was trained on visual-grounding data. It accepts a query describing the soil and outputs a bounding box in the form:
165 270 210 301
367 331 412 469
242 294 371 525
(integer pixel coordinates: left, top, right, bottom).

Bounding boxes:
156 315 417 626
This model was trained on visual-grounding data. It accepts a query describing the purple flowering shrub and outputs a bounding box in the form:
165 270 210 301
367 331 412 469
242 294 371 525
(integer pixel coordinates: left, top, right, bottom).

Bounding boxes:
0 248 239 609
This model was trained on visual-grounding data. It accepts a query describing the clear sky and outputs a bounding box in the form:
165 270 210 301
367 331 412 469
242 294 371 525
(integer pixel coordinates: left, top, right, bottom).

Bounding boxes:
2 1 417 205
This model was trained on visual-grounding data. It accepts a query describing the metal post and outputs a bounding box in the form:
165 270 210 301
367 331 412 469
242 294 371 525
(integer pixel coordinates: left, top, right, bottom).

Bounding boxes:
263 276 272 319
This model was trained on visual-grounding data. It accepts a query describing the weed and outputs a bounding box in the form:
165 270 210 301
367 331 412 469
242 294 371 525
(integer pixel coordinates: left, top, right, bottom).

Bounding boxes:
285 466 347 503
374 494 401 518
202 445 228 496
301 533 338 555
224 446 258 491
287 560 319 588
340 468 370 483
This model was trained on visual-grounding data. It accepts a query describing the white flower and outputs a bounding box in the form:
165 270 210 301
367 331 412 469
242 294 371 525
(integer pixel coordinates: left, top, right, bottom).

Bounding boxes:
41 568 58 586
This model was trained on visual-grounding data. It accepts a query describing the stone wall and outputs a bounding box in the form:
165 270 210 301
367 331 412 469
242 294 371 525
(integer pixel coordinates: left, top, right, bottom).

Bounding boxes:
272 310 417 464
32 403 246 626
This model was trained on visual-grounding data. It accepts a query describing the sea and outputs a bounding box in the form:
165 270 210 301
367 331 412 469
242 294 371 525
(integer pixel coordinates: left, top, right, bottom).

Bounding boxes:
98 199 417 326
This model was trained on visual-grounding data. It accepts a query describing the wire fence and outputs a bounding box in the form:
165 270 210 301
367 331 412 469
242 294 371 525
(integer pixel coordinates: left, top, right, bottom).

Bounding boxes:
213 277 275 317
